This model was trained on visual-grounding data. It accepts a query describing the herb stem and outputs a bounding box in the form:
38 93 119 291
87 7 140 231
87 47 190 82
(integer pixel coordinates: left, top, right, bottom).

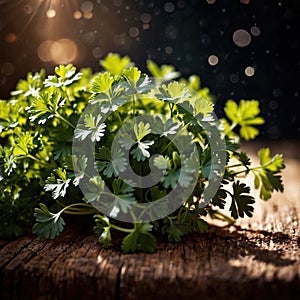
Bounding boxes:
56 114 75 129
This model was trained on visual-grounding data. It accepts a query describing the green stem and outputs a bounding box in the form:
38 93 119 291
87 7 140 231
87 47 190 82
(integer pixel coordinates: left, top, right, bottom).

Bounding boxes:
27 154 56 168
56 114 75 129
110 223 133 233
60 202 96 215
224 122 237 136
212 210 236 224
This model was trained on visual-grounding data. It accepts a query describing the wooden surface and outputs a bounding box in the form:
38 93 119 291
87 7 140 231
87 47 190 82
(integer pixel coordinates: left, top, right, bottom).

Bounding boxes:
0 141 299 300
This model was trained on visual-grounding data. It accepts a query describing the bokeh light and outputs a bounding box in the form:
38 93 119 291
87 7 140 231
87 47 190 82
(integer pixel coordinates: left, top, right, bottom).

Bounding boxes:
233 29 251 47
245 66 255 76
50 39 78 64
208 55 219 66
38 40 54 62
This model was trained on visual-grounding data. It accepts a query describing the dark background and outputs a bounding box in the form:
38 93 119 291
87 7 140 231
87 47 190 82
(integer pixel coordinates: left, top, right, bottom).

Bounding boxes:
0 0 299 139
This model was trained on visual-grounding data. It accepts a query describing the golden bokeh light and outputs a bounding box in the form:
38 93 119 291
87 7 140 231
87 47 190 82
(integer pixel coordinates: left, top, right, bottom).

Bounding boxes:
38 40 55 62
50 38 78 64
46 9 56 18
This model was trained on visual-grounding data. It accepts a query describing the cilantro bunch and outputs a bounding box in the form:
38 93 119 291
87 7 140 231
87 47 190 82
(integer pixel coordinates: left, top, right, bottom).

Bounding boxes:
0 53 285 252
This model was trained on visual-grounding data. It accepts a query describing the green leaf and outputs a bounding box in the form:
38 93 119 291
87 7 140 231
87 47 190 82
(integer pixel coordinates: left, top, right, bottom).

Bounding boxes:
100 53 132 75
122 67 152 94
224 100 265 140
13 132 35 156
44 65 82 87
229 181 255 219
130 140 154 162
147 60 180 81
74 114 106 142
29 90 66 124
44 168 71 199
121 223 157 253
134 121 152 141
91 72 114 96
212 188 227 209
153 155 169 170
156 81 190 103
96 147 128 177
33 204 65 239
252 148 285 200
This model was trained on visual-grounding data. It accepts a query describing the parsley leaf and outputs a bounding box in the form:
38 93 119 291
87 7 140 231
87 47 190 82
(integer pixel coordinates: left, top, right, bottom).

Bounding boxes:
121 223 157 253
229 181 255 219
44 168 71 199
224 100 265 140
253 148 285 200
33 203 65 239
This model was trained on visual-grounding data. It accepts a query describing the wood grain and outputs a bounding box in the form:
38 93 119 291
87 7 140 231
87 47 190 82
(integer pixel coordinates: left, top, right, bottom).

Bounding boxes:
0 141 299 299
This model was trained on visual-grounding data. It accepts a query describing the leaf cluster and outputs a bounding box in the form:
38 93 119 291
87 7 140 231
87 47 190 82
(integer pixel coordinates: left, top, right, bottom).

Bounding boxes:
0 53 285 252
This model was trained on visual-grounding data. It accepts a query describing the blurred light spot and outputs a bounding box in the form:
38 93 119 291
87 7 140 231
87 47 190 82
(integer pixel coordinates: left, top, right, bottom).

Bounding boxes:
24 4 33 14
46 9 56 18
1 62 14 76
164 2 175 13
165 25 177 39
73 10 82 19
142 23 150 30
113 0 123 6
233 29 251 47
140 13 151 23
273 88 282 97
250 26 261 36
165 46 173 54
81 1 93 12
50 39 77 64
129 27 139 38
92 47 103 58
269 100 279 110
208 55 219 66
177 0 185 9
230 74 239 83
207 0 216 4
5 33 17 43
245 66 255 76
84 11 93 19
38 40 54 62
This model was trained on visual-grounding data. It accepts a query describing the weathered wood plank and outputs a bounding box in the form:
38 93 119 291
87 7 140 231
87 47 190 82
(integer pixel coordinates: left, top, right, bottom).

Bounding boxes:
0 142 299 299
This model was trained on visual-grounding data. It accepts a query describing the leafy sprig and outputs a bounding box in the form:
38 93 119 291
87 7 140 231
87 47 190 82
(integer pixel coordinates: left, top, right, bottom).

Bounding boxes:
0 53 285 253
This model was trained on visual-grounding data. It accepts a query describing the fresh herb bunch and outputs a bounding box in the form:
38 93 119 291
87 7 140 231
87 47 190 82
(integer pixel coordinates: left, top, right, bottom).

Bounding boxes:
0 53 285 253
